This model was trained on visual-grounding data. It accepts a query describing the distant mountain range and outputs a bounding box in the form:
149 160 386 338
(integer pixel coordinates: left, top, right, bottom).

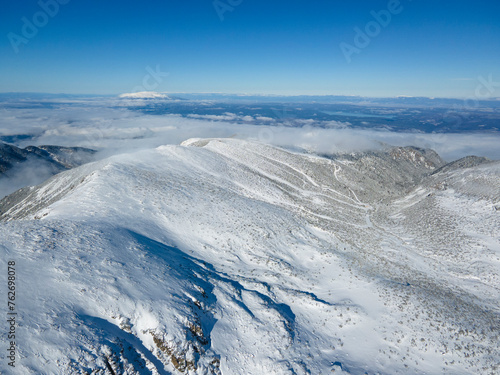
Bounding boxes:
0 142 95 174
2 92 499 107
0 142 96 198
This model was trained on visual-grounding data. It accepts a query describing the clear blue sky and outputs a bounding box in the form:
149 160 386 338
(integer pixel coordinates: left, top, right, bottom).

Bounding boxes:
1 0 499 97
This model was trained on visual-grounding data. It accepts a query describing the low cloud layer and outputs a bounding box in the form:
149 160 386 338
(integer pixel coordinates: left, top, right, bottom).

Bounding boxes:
1 97 499 166
0 158 59 199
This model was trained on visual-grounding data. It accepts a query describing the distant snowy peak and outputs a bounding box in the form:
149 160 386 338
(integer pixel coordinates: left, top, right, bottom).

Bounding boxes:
118 91 171 99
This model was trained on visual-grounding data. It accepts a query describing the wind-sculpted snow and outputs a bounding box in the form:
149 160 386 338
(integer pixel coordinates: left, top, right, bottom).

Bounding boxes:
0 138 498 374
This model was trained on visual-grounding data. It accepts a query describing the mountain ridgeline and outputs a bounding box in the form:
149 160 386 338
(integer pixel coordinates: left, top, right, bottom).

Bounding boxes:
0 138 498 374
0 142 96 175
0 142 96 199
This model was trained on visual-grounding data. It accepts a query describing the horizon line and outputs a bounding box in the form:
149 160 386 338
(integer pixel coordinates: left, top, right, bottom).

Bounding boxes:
1 91 499 101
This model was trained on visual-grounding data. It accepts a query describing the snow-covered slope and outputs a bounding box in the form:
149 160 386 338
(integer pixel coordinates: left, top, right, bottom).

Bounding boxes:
0 139 498 374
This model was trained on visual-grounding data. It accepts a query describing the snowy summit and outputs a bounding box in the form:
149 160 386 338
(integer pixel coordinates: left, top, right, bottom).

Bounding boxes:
118 91 171 99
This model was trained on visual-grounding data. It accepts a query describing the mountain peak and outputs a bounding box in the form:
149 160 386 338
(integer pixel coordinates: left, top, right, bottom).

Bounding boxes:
0 138 498 374
118 91 170 99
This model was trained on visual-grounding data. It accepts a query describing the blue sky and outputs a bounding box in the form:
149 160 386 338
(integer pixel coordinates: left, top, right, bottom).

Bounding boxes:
1 0 499 97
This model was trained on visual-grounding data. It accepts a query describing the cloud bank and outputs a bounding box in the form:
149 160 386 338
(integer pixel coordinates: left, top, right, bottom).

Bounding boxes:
1 97 499 164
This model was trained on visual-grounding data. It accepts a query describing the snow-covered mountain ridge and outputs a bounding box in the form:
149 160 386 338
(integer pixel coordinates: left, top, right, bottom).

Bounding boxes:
0 138 498 374
119 92 171 99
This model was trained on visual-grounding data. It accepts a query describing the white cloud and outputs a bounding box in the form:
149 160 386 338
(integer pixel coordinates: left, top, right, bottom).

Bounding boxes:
0 158 60 199
0 98 498 163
